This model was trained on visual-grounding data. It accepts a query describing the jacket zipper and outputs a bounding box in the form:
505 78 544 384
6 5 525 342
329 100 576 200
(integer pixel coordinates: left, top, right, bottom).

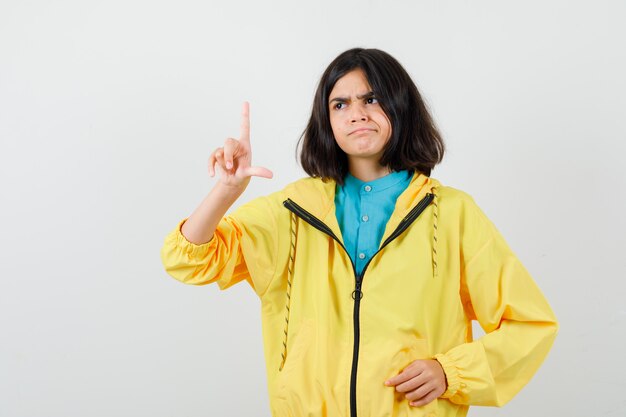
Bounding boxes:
282 193 434 417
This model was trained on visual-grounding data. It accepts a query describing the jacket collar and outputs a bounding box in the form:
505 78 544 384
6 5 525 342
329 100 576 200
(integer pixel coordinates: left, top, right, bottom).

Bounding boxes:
283 171 441 246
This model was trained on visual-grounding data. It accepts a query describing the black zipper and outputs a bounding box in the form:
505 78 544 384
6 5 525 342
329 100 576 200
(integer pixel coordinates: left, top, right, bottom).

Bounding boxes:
282 193 434 417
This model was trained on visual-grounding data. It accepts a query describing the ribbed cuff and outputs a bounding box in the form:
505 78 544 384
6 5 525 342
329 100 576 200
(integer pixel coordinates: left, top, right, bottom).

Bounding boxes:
172 218 216 257
434 353 463 399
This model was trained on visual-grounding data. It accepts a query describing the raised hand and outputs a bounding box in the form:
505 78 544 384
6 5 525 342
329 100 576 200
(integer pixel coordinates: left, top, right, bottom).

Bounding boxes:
208 101 273 188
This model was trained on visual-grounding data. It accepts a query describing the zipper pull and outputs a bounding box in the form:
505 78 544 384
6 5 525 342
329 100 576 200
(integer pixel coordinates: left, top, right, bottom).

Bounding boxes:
352 279 363 301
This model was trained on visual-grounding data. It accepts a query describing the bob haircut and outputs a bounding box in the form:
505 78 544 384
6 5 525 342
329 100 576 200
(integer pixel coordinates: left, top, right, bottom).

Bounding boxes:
298 48 445 185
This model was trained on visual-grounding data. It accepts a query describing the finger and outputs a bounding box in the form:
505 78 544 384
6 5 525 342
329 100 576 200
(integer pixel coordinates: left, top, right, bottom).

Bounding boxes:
404 381 433 401
208 148 220 177
409 388 438 407
385 361 424 387
243 165 274 179
385 367 419 387
394 371 428 393
214 149 229 174
222 138 239 170
240 101 250 144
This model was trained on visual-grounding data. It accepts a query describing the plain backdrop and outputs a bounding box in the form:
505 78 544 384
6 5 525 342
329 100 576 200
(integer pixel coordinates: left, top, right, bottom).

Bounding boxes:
1 1 625 416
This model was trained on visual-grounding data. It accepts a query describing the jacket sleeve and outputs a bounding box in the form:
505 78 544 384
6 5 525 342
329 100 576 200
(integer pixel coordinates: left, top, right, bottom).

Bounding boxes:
159 195 281 296
434 196 558 407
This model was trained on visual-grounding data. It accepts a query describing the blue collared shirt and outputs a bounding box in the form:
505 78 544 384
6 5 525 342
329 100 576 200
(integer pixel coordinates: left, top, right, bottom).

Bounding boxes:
334 170 413 276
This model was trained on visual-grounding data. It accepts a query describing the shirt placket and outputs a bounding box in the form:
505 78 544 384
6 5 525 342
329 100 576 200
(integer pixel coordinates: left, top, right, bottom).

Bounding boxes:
356 184 374 274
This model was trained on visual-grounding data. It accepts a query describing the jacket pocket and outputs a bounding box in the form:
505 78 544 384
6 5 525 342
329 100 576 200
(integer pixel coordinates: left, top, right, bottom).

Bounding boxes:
385 338 439 416
276 319 315 400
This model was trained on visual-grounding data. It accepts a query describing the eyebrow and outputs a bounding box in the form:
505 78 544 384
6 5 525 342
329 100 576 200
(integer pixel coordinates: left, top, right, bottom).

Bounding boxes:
329 91 375 104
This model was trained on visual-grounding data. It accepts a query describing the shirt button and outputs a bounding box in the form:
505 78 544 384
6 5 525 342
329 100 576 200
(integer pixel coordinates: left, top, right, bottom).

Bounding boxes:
362 215 369 222
358 253 366 259
364 185 372 192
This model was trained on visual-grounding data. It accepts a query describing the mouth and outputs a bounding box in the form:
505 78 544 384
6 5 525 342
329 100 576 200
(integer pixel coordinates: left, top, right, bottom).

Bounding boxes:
349 128 375 135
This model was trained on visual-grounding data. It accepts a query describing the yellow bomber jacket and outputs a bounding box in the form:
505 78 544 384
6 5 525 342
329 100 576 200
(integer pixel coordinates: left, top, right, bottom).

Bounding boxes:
160 171 558 417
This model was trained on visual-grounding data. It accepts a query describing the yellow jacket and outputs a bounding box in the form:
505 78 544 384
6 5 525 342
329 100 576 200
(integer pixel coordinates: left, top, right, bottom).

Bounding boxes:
160 172 558 417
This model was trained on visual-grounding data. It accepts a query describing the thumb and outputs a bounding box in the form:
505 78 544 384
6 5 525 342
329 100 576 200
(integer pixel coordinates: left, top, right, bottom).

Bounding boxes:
243 165 274 179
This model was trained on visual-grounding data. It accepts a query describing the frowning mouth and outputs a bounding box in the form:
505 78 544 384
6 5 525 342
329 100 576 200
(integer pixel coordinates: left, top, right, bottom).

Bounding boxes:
349 128 375 135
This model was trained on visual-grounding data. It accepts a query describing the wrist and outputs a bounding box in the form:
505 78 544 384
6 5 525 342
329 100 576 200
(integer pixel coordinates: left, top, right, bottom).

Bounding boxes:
433 358 448 392
214 179 247 199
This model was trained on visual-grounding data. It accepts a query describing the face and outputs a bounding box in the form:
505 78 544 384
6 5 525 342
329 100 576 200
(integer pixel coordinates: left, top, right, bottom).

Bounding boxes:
328 69 392 166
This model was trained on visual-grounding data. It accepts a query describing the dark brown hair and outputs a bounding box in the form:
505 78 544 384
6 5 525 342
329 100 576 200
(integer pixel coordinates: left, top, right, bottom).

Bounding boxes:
297 48 445 185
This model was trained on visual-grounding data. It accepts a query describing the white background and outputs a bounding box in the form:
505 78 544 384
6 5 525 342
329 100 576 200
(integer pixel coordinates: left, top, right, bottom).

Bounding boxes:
1 1 625 416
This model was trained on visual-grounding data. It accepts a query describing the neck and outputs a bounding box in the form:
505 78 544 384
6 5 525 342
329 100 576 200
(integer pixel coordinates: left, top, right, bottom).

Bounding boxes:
348 158 392 182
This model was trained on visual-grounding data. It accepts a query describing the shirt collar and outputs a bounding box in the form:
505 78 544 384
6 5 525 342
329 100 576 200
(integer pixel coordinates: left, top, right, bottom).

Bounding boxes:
342 170 412 194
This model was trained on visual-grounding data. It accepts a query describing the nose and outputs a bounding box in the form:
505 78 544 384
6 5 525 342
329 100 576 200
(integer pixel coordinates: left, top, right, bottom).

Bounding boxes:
350 103 368 123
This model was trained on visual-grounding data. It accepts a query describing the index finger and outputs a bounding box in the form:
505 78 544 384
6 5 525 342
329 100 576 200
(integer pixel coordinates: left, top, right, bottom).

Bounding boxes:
385 364 421 387
240 101 250 143
385 371 412 387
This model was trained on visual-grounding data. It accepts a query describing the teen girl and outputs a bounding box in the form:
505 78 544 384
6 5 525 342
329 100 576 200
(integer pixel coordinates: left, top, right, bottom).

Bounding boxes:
161 48 558 417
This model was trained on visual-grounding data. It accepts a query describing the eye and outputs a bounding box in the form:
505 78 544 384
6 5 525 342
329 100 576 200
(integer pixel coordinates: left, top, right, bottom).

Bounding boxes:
366 97 378 104
333 102 346 110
